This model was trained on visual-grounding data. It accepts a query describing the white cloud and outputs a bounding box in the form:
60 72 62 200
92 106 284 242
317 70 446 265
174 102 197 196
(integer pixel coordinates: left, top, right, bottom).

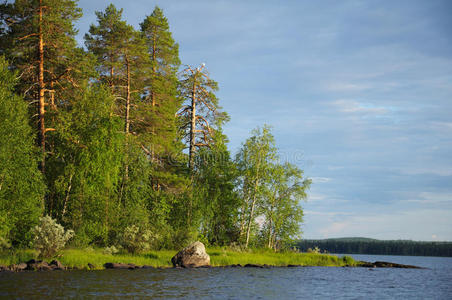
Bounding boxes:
327 82 371 92
311 177 331 183
331 99 389 114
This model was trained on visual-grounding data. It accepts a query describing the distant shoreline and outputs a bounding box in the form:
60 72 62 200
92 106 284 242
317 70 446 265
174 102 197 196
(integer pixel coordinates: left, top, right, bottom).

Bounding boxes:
297 238 452 257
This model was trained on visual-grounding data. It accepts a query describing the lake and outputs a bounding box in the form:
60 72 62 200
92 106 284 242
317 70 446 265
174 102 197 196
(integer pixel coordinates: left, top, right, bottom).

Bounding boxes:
1 254 451 299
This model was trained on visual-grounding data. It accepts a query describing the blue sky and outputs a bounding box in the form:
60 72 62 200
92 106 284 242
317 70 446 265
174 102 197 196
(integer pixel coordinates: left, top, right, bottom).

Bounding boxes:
76 0 452 241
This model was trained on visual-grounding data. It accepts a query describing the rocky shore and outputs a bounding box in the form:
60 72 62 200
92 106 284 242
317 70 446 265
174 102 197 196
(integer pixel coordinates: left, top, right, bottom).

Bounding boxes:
0 242 424 272
0 260 423 272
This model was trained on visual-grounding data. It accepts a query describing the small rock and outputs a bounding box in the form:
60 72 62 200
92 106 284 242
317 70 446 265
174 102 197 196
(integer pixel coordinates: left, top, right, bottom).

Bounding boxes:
104 262 138 270
373 261 422 269
26 260 52 271
49 260 65 270
7 263 27 272
87 263 95 270
287 264 301 268
244 264 264 268
141 265 155 269
171 241 210 268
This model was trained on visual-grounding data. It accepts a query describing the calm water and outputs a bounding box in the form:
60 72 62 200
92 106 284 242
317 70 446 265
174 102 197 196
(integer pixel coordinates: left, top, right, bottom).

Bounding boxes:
1 254 451 299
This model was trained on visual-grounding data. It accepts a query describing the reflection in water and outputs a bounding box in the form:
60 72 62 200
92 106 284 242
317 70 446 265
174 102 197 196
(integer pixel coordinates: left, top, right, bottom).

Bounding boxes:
1 255 452 299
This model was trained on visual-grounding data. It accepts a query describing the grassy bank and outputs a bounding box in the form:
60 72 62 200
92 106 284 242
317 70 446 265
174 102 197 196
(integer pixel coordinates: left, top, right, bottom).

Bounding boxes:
0 248 357 270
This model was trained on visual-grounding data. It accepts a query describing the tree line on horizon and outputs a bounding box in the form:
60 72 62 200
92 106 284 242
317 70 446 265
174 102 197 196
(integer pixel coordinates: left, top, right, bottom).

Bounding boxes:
297 239 452 257
0 0 311 252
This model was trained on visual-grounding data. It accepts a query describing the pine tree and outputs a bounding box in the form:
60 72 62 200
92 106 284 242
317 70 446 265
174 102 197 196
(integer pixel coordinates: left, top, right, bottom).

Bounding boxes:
85 4 148 132
179 64 227 170
0 0 92 174
0 56 45 246
139 6 186 192
85 4 150 206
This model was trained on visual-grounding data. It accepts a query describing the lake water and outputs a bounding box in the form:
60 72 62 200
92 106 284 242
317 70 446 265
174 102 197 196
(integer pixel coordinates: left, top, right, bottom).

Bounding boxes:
1 254 451 299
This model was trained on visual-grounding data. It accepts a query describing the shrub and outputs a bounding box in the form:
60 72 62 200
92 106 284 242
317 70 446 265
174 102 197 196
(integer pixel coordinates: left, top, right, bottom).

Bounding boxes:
31 216 74 258
0 236 11 250
307 246 321 254
103 245 119 255
0 213 11 250
120 225 155 254
342 255 355 265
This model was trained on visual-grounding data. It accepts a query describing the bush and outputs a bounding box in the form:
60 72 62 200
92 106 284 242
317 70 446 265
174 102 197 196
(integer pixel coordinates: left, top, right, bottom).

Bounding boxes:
103 245 119 255
342 255 355 265
120 225 155 254
0 236 11 250
31 216 74 258
307 246 321 254
0 213 11 250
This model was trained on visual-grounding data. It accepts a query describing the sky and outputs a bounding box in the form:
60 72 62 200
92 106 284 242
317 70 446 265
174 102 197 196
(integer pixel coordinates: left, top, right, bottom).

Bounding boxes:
75 0 452 241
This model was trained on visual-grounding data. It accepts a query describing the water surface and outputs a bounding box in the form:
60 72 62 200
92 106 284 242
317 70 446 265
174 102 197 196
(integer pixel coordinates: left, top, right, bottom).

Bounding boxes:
1 254 451 299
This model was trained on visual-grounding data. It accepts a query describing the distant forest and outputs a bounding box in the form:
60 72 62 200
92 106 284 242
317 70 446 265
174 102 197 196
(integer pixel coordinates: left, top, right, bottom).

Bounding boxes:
297 238 452 257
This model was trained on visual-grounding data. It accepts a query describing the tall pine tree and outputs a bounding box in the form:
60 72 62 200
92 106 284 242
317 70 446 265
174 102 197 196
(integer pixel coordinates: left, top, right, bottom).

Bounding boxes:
139 6 186 192
0 0 93 176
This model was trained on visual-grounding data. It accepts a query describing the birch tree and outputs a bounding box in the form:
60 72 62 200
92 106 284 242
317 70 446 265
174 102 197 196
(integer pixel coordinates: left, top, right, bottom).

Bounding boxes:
236 125 277 248
262 163 310 250
0 56 45 246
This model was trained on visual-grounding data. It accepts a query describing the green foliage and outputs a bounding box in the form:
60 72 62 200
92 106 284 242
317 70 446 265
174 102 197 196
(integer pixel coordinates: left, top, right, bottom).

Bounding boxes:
120 225 155 254
261 162 311 249
103 245 119 255
48 84 124 246
193 128 241 246
0 2 313 252
31 215 74 258
235 125 278 247
0 56 45 247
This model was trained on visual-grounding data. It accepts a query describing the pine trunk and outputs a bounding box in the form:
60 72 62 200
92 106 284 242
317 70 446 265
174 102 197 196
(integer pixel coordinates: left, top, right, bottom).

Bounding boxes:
38 0 46 173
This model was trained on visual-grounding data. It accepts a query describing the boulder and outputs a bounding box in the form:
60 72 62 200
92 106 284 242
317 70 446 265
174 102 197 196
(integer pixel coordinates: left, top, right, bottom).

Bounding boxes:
171 241 210 268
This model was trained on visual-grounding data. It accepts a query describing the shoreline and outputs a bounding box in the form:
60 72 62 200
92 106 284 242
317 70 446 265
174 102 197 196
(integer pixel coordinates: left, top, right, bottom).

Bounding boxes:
0 248 423 272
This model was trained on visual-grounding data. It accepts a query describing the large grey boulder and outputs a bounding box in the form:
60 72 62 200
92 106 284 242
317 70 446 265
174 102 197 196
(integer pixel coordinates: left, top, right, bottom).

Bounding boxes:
171 241 210 268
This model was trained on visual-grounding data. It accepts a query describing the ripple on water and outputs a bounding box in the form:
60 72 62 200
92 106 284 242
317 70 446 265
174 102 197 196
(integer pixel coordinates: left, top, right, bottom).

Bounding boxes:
1 255 451 299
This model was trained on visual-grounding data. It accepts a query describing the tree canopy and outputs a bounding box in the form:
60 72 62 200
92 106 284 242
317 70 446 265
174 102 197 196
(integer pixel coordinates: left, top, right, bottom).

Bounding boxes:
0 2 310 251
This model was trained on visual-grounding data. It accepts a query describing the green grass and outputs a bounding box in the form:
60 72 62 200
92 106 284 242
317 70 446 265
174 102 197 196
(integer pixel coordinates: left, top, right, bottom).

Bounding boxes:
208 248 356 267
0 247 357 269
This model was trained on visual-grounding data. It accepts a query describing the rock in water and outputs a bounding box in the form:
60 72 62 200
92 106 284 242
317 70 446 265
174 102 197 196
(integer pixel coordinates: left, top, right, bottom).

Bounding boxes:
49 260 65 270
171 241 210 268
